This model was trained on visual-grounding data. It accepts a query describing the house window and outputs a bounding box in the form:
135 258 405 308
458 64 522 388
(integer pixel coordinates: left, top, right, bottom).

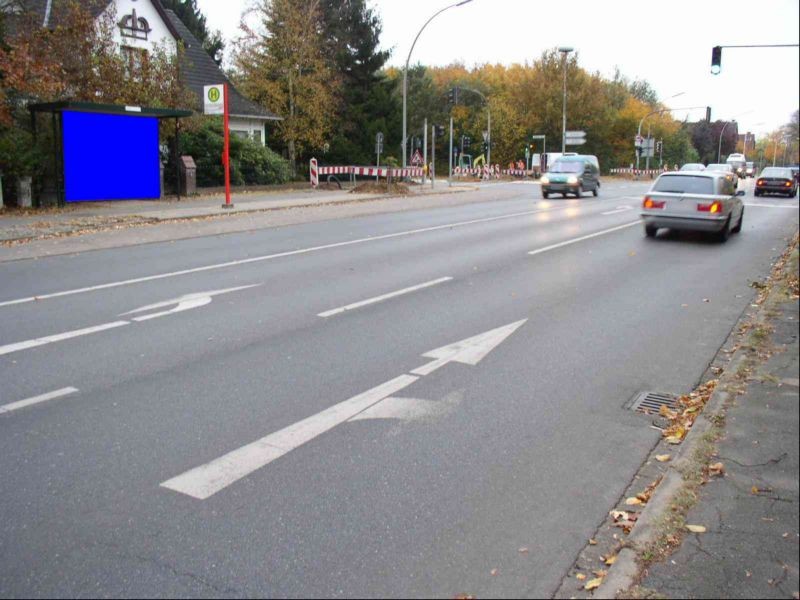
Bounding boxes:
119 9 152 41
231 130 249 140
122 46 149 79
252 130 262 145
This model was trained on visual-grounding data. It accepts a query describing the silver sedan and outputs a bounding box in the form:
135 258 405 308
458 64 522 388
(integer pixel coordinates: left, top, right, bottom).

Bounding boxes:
641 171 745 242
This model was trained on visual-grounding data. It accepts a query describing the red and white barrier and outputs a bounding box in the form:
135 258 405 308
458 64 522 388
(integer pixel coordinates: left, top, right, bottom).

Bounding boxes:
310 158 319 188
310 162 424 185
610 167 669 178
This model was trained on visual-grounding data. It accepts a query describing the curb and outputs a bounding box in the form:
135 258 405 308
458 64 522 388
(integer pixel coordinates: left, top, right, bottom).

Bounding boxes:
594 318 765 598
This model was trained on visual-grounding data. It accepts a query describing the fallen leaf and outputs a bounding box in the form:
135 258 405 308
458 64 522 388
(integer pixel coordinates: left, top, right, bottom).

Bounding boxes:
610 510 629 521
686 525 707 533
703 298 710 303
666 436 683 445
709 462 725 476
745 570 752 578
588 539 598 546
625 497 643 506
490 568 499 576
656 455 672 463
576 573 587 581
518 547 529 554
752 486 760 495
585 578 603 591
783 533 790 538
593 569 608 578
605 555 617 566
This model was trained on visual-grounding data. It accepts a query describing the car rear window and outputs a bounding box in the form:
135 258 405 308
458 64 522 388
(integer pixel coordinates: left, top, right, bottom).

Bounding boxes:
652 175 714 195
761 168 791 178
706 164 730 171
550 161 583 173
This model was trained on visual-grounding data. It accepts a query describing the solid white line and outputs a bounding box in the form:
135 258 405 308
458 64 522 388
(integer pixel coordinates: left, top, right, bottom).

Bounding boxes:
0 387 79 415
744 203 799 209
317 277 453 318
602 207 634 216
161 374 419 499
0 321 129 357
0 207 566 310
528 221 640 256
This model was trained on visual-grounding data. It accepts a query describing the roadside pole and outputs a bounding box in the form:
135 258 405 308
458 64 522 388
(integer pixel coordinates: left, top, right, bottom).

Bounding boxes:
448 116 454 187
423 118 428 185
431 124 436 189
222 83 232 209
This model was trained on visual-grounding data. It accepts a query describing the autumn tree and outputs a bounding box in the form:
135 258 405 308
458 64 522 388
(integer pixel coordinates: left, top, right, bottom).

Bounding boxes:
160 0 225 65
234 0 337 176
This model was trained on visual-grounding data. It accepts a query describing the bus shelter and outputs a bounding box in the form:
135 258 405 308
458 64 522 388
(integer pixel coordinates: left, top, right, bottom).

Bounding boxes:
29 101 192 206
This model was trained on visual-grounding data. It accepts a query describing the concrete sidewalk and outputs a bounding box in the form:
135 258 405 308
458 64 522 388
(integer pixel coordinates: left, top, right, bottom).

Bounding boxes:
641 268 799 598
0 181 480 243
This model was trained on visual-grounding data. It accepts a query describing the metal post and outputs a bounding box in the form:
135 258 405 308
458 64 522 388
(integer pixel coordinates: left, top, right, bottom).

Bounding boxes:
423 117 428 184
487 107 491 167
175 118 181 202
646 122 652 171
448 116 454 186
659 138 664 169
773 138 778 166
431 124 436 189
561 52 568 154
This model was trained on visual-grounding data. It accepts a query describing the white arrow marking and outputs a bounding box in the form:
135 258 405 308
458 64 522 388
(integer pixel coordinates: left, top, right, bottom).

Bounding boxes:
349 391 464 423
161 321 527 500
411 319 528 376
121 285 260 321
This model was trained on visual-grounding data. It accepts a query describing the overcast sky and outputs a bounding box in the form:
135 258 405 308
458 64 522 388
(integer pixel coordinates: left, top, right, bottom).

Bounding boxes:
197 0 799 137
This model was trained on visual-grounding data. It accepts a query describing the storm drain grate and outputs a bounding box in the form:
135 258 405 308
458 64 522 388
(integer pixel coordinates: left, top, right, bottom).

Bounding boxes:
629 391 679 415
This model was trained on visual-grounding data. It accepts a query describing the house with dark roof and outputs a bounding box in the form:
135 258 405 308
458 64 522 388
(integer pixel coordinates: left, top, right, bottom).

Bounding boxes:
13 0 281 145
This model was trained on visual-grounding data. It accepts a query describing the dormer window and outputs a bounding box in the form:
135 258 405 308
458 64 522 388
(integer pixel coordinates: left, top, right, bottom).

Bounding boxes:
119 8 151 41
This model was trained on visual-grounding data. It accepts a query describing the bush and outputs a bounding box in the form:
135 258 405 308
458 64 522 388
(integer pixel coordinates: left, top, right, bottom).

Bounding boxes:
178 119 291 187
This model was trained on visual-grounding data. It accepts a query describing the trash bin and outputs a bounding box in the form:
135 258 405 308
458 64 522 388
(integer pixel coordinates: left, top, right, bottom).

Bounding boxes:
179 156 197 196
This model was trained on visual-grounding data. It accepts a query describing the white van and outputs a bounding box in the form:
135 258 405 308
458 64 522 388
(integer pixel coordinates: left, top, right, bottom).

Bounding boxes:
726 153 747 179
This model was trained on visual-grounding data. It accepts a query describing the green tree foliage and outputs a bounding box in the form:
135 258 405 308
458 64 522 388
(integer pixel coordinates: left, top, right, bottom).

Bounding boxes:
233 0 337 177
159 0 225 65
178 120 290 186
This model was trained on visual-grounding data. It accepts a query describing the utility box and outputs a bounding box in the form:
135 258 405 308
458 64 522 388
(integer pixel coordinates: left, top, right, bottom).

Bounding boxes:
179 155 197 196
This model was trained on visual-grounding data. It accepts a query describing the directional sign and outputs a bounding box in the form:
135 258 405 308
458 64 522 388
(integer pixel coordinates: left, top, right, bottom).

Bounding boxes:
160 319 528 499
566 130 586 139
376 132 384 144
411 149 424 166
566 130 587 146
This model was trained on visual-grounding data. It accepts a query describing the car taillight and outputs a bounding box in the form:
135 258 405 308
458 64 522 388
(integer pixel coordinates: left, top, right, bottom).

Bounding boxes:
698 201 723 214
643 197 665 209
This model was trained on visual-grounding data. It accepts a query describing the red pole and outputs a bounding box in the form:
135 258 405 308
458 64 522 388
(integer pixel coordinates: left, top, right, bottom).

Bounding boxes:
222 83 233 209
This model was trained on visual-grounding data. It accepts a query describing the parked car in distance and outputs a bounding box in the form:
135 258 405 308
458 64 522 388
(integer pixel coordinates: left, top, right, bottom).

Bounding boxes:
705 163 738 189
745 162 756 178
540 156 600 198
680 163 706 171
641 171 745 242
755 167 799 197
726 153 747 179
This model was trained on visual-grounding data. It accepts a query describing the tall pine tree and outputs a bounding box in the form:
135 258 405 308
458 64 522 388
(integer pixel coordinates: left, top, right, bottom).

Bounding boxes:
319 0 400 165
159 0 225 65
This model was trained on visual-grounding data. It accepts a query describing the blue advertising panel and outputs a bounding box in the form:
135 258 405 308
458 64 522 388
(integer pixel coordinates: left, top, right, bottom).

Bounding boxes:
62 111 160 202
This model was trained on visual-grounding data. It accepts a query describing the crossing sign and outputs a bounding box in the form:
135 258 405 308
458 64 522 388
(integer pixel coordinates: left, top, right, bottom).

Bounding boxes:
411 149 424 166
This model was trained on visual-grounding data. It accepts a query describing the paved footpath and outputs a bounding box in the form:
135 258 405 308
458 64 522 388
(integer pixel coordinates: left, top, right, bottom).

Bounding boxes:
643 282 799 599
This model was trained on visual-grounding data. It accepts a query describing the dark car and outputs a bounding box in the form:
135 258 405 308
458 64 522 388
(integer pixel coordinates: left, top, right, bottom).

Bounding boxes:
755 167 798 197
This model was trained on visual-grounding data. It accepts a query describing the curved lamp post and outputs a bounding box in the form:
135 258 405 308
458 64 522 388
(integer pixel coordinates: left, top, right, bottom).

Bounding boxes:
458 87 491 166
402 0 474 168
558 46 573 153
717 120 737 163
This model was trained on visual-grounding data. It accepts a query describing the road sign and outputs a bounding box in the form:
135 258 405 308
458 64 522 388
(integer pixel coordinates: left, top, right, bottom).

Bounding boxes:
635 135 644 148
566 130 586 139
566 130 586 146
376 132 384 144
203 84 225 115
411 149 424 166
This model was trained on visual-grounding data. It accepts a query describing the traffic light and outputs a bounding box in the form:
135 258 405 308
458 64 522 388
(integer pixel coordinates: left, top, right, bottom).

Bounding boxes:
434 125 445 138
711 46 722 75
447 87 461 106
706 106 712 122
482 142 489 153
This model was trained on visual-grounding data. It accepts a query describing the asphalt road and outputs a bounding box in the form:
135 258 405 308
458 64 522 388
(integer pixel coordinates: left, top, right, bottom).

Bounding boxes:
0 179 797 598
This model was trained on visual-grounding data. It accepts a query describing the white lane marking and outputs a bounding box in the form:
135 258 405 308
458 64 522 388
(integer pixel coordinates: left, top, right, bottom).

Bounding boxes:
317 277 453 318
528 221 640 257
162 319 528 500
411 319 528 376
0 207 569 310
122 285 261 322
602 205 634 216
744 203 799 209
0 387 79 415
0 321 129 357
161 374 419 500
349 396 451 422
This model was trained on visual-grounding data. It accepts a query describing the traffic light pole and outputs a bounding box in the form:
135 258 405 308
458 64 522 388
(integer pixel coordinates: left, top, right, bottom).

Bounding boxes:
431 124 436 189
423 118 428 184
448 116 454 186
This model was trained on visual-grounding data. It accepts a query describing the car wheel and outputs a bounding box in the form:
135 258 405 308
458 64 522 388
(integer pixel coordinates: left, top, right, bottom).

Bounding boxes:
561 193 567 198
592 186 598 197
732 208 744 233
754 190 760 197
542 191 549 199
645 225 658 238
715 217 732 243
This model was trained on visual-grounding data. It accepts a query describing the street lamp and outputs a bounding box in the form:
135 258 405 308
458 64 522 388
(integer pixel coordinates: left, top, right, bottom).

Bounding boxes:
717 120 737 163
402 0 474 168
558 46 574 153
